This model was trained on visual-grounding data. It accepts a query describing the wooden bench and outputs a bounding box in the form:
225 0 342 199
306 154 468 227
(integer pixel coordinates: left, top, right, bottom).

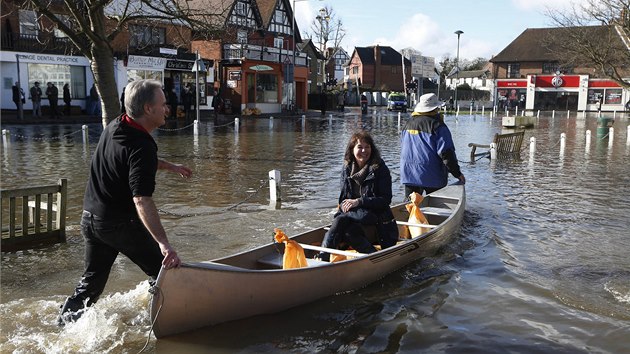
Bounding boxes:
468 131 525 160
1 179 67 252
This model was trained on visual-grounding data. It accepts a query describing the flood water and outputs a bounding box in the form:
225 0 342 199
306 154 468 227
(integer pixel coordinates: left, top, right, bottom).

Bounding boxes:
1 108 630 353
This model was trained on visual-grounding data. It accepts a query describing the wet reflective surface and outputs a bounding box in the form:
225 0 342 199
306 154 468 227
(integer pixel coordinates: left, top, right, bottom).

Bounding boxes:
2 109 630 353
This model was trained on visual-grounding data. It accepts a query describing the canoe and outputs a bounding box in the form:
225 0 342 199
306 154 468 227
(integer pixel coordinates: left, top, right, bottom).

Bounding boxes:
150 183 465 338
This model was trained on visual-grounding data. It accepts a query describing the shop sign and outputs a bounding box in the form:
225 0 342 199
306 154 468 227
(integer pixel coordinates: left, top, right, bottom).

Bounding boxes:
496 80 527 88
10 52 88 65
229 70 242 80
535 75 580 88
127 55 167 70
166 59 194 71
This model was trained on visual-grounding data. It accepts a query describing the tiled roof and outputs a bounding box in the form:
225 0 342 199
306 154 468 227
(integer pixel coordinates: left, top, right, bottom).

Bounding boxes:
490 26 627 63
354 45 411 66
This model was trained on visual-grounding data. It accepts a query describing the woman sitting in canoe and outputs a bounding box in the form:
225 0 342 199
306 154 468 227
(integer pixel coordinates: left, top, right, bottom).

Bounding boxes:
317 131 399 261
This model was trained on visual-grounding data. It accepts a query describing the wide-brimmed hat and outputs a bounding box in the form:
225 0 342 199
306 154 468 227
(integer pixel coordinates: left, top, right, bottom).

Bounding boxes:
414 93 440 113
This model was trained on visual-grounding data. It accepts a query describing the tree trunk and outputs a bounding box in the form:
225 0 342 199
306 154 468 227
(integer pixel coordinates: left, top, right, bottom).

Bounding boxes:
90 45 120 128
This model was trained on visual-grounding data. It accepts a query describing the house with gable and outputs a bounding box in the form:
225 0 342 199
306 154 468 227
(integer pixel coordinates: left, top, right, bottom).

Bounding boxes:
490 26 629 112
297 39 326 94
346 45 411 105
190 0 312 114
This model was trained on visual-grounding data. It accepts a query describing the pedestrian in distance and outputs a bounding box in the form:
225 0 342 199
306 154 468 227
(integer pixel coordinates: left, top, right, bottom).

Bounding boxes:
88 84 101 117
57 79 193 325
320 90 327 116
63 83 72 116
45 82 61 118
12 81 25 110
400 93 465 199
181 83 193 120
316 131 399 262
30 81 43 118
120 85 126 114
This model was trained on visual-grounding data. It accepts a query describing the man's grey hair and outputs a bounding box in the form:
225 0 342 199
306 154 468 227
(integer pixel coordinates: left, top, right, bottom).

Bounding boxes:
124 79 162 118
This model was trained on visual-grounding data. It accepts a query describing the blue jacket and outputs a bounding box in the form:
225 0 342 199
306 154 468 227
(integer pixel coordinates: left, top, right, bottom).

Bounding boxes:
400 113 462 189
335 158 399 248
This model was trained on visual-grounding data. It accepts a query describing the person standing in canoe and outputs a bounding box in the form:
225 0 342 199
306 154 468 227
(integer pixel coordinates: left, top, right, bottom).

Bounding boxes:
58 79 192 325
317 131 399 261
400 93 465 199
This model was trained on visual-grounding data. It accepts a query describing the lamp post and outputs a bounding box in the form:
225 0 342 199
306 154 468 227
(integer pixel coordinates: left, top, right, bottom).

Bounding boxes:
454 30 463 110
316 8 330 92
191 49 206 122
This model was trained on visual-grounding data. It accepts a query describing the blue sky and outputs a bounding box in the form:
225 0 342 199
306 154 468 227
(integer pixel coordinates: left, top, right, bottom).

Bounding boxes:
293 0 587 62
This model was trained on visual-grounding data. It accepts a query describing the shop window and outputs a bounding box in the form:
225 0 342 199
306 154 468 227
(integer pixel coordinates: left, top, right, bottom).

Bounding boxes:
604 89 622 104
127 69 163 83
247 73 278 103
129 25 166 47
587 89 604 104
27 63 86 99
507 63 520 78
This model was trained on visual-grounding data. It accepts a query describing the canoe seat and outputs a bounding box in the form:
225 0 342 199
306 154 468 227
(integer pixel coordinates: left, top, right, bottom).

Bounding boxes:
257 252 329 269
420 207 452 217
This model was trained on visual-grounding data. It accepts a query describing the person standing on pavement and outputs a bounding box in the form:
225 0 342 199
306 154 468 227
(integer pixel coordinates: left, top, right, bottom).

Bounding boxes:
45 82 60 118
57 79 192 325
63 83 72 116
12 81 25 110
400 93 465 199
30 81 42 118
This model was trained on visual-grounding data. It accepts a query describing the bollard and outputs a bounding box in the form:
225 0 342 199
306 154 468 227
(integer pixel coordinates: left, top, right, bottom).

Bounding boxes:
560 133 566 154
270 116 274 120
529 137 536 157
82 125 89 145
537 110 540 118
627 126 630 145
469 106 472 116
515 106 519 116
482 106 485 115
193 119 199 136
567 110 570 118
269 170 281 202
585 130 591 152
608 127 614 148
613 110 617 119
552 110 555 119
329 114 333 119
2 129 9 147
490 142 497 160
234 118 239 133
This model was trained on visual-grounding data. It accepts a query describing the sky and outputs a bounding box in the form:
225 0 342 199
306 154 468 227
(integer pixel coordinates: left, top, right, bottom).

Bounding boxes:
292 0 589 63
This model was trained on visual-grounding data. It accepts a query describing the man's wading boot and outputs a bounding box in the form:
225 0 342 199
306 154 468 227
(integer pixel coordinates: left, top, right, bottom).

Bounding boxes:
57 297 87 326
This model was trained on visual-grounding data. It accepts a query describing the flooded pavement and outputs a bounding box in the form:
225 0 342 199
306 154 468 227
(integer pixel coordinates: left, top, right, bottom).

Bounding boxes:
1 109 630 353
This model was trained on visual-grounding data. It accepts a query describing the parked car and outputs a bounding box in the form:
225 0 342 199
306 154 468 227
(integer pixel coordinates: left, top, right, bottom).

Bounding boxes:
387 92 407 112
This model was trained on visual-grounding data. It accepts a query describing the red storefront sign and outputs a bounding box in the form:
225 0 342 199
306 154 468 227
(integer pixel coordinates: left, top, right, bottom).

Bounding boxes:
535 75 580 88
496 80 527 88
589 80 621 88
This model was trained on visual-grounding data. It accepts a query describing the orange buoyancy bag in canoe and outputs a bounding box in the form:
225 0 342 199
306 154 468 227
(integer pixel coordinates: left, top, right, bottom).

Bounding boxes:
273 228 308 269
405 192 430 238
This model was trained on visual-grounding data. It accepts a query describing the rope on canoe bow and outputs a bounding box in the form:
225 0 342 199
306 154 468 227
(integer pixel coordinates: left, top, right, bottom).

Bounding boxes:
138 286 164 353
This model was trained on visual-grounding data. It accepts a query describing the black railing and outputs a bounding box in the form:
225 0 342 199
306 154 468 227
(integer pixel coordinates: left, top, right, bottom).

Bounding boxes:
1 33 82 56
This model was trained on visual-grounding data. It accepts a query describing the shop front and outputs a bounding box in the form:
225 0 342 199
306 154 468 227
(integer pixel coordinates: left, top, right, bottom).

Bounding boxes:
123 54 212 116
496 74 628 112
1 51 91 112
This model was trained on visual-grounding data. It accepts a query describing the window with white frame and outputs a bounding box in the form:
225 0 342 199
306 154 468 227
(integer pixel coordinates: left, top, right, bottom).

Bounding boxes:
19 10 39 36
237 30 248 44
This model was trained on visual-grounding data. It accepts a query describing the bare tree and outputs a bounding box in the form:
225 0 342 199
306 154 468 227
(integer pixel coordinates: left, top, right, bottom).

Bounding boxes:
545 0 630 88
306 5 346 82
12 0 229 126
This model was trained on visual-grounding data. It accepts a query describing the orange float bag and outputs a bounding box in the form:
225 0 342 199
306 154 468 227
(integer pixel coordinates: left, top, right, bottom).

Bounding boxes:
405 192 430 238
273 228 308 269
